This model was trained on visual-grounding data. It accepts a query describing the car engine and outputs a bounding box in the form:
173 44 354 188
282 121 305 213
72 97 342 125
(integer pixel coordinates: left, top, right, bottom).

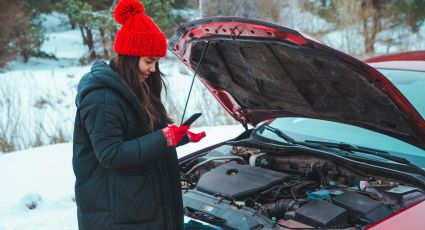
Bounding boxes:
180 144 425 229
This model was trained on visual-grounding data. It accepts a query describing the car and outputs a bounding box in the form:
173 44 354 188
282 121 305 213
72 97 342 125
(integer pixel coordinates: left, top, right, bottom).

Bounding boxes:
169 17 425 229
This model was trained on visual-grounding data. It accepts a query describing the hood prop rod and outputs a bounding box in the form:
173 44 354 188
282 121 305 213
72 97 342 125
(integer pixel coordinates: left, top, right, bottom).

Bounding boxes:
180 41 211 125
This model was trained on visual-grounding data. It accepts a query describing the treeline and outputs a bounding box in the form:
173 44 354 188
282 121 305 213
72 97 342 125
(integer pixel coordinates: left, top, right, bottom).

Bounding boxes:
0 0 190 68
200 0 425 56
0 0 45 67
302 0 425 54
1 0 424 68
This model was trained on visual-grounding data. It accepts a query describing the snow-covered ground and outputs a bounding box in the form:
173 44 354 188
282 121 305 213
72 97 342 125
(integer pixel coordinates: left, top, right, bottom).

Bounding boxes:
0 125 244 229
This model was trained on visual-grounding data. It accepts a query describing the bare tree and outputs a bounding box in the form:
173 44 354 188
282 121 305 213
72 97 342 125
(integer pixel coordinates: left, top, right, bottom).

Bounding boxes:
200 0 282 22
0 1 27 67
0 80 21 152
301 0 425 56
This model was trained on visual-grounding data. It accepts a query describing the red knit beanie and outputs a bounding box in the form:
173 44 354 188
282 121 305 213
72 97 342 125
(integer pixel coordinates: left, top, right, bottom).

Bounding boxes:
113 0 167 57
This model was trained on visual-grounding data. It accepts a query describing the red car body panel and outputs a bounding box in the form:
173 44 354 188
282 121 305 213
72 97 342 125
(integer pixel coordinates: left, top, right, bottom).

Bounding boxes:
366 50 425 63
367 200 425 230
365 50 425 72
366 50 425 72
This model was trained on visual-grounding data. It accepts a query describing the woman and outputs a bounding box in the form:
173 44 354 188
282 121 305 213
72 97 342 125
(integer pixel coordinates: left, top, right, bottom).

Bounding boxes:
72 0 205 229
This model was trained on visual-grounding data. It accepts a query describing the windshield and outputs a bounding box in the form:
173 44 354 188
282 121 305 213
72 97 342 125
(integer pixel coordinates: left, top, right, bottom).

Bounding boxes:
255 118 425 168
377 69 425 117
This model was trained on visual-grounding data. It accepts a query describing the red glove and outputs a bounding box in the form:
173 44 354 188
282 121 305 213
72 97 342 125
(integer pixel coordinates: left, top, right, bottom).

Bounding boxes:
187 130 206 143
162 125 189 147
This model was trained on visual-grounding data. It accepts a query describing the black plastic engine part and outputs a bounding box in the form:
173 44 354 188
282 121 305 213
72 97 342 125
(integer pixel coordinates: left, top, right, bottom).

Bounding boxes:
196 161 290 199
385 185 425 207
295 199 348 228
263 199 301 219
333 191 393 224
183 190 275 230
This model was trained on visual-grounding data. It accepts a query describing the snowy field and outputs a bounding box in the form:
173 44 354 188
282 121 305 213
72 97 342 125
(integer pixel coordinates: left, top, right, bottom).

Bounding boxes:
0 125 244 229
0 12 237 152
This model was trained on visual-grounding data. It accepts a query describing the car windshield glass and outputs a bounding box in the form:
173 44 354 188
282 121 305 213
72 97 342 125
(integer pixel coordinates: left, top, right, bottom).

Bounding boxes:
255 118 425 168
378 69 425 117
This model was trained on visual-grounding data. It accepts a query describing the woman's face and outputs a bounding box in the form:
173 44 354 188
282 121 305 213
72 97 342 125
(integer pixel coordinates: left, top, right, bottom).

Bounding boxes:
138 56 160 82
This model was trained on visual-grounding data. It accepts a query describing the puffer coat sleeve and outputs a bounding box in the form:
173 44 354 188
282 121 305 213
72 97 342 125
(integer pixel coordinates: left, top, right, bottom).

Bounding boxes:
78 88 169 170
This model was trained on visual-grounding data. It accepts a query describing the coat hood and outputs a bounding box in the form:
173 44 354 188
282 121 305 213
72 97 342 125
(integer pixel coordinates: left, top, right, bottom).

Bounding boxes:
168 17 425 150
76 60 140 110
76 60 149 125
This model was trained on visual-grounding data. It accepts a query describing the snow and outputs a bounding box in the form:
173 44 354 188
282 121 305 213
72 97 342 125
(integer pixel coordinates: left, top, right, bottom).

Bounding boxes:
176 125 245 158
38 12 72 33
0 125 244 229
42 30 86 59
0 143 77 229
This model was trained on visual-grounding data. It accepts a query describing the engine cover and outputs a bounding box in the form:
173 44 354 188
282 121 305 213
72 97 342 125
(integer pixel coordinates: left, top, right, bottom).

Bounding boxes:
183 190 274 229
196 161 290 199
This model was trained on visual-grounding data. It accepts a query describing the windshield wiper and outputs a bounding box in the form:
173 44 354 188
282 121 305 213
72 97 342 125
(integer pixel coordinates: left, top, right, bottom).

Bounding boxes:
303 140 423 171
262 124 296 144
259 125 424 174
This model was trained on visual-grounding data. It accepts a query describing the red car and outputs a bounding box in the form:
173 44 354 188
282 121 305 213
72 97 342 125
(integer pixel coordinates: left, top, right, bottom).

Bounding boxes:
364 51 425 230
170 17 425 229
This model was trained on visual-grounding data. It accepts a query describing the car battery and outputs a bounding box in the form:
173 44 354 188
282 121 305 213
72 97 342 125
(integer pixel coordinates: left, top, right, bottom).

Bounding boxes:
333 191 393 223
295 199 348 228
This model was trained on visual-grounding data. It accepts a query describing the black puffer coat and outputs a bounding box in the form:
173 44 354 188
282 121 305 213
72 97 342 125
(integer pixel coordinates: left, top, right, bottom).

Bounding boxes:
72 60 183 230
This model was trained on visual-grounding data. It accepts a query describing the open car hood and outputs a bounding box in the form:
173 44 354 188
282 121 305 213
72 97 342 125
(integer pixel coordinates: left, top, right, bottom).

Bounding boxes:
169 17 425 150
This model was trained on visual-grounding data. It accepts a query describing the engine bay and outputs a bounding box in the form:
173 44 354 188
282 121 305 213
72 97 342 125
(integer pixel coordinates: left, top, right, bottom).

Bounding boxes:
180 144 425 229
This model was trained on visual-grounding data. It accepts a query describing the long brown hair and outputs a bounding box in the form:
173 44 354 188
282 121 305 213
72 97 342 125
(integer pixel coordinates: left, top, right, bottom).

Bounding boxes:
113 55 173 131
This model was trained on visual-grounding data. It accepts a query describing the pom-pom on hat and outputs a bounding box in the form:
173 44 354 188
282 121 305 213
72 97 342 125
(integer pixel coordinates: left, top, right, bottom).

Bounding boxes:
113 0 167 57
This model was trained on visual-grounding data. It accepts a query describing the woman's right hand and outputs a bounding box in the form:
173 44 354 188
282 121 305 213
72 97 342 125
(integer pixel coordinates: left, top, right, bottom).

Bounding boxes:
161 125 190 147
